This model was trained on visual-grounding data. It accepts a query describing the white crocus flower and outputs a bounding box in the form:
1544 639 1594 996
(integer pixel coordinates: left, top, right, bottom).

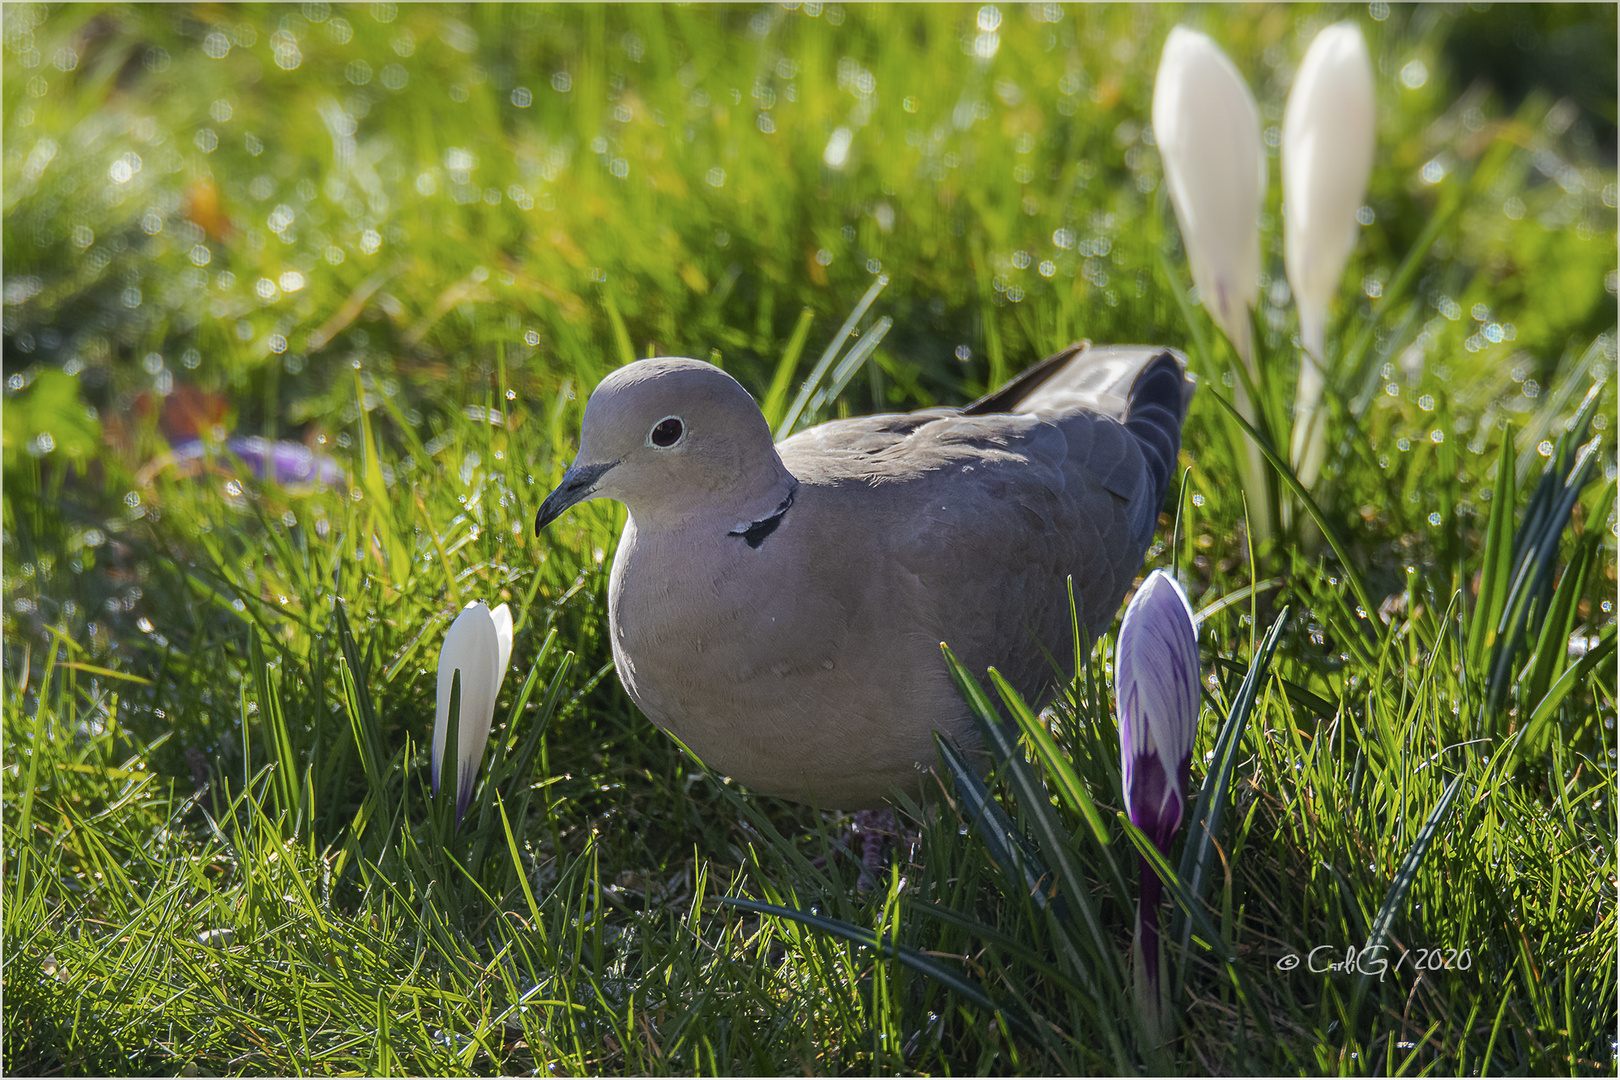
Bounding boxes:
1283 22 1376 489
1152 26 1266 366
432 601 513 825
1154 26 1273 542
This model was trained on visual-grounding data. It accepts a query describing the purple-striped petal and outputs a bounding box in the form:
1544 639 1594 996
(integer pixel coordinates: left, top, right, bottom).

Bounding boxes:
1116 570 1200 855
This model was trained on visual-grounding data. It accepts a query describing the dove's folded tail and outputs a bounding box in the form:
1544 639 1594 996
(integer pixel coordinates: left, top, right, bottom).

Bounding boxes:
1119 348 1192 546
966 341 1194 547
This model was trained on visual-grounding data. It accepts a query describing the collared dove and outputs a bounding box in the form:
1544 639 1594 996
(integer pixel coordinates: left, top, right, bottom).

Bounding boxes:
537 342 1191 810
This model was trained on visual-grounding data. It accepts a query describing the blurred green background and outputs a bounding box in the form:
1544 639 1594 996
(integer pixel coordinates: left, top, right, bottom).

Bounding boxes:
5 2 1613 463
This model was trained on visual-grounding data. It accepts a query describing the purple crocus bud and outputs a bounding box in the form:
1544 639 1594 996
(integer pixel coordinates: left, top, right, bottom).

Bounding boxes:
1116 569 1200 853
1116 568 1200 1032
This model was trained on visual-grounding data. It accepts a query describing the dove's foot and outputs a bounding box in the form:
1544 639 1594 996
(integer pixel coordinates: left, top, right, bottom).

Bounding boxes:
811 808 898 892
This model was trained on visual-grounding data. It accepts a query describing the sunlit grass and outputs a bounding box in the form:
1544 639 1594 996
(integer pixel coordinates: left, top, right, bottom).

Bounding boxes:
4 3 1616 1075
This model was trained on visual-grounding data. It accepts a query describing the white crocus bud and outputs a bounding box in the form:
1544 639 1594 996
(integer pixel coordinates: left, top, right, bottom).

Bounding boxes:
1283 22 1375 487
432 601 514 825
1152 26 1266 366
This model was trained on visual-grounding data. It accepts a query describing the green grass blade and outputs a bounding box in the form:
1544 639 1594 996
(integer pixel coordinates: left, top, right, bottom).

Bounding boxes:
1115 812 1230 958
718 895 1041 1043
1355 770 1467 1004
332 599 389 797
915 900 1091 999
1340 181 1469 386
467 646 573 873
1487 442 1600 710
1517 626 1617 753
1154 246 1212 372
987 668 1131 907
1193 578 1284 628
14 650 49 855
941 645 1126 1000
759 306 817 430
1468 429 1518 671
803 315 893 421
338 646 387 802
776 274 888 439
497 647 572 796
601 287 637 368
1204 391 1378 619
1518 376 1604 496
1174 608 1287 967
933 734 1052 906
1208 656 1336 719
251 632 302 832
1520 528 1601 713
934 731 1121 1051
987 669 1111 847
484 628 558 784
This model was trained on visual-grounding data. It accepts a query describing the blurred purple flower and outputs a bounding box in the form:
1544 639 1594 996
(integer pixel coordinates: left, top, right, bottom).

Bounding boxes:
170 436 345 488
1115 568 1200 1020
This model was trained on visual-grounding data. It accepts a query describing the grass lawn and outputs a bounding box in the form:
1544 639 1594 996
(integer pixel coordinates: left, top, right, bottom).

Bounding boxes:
4 3 1616 1074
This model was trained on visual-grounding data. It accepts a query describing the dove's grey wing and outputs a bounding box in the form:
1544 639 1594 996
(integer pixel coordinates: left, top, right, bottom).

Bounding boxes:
780 344 1191 707
886 410 1149 703
1013 344 1191 549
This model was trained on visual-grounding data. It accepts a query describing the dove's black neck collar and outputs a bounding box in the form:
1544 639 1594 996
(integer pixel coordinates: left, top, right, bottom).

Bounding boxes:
728 481 797 549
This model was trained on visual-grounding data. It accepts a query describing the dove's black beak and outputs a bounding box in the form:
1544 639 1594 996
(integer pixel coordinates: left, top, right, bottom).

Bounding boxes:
535 460 617 534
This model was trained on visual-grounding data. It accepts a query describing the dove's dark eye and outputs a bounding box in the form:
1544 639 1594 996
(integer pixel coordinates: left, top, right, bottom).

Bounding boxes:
649 416 684 448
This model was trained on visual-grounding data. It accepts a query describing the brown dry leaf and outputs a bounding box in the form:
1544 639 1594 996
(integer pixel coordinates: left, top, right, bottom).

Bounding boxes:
183 176 233 240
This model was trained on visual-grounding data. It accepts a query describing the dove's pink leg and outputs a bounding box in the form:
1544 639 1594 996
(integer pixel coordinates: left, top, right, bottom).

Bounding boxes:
811 809 898 892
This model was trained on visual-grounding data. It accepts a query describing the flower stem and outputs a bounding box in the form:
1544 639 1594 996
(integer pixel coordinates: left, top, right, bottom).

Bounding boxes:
1134 855 1167 1050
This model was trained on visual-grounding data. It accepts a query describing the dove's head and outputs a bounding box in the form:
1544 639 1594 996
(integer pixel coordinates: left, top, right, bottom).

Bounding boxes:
536 358 793 532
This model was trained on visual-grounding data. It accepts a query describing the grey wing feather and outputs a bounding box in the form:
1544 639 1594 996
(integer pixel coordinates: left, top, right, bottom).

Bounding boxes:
778 343 1191 702
1016 344 1192 547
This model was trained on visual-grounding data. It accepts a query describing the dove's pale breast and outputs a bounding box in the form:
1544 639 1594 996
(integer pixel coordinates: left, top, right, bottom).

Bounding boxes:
609 497 955 808
606 404 1153 808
